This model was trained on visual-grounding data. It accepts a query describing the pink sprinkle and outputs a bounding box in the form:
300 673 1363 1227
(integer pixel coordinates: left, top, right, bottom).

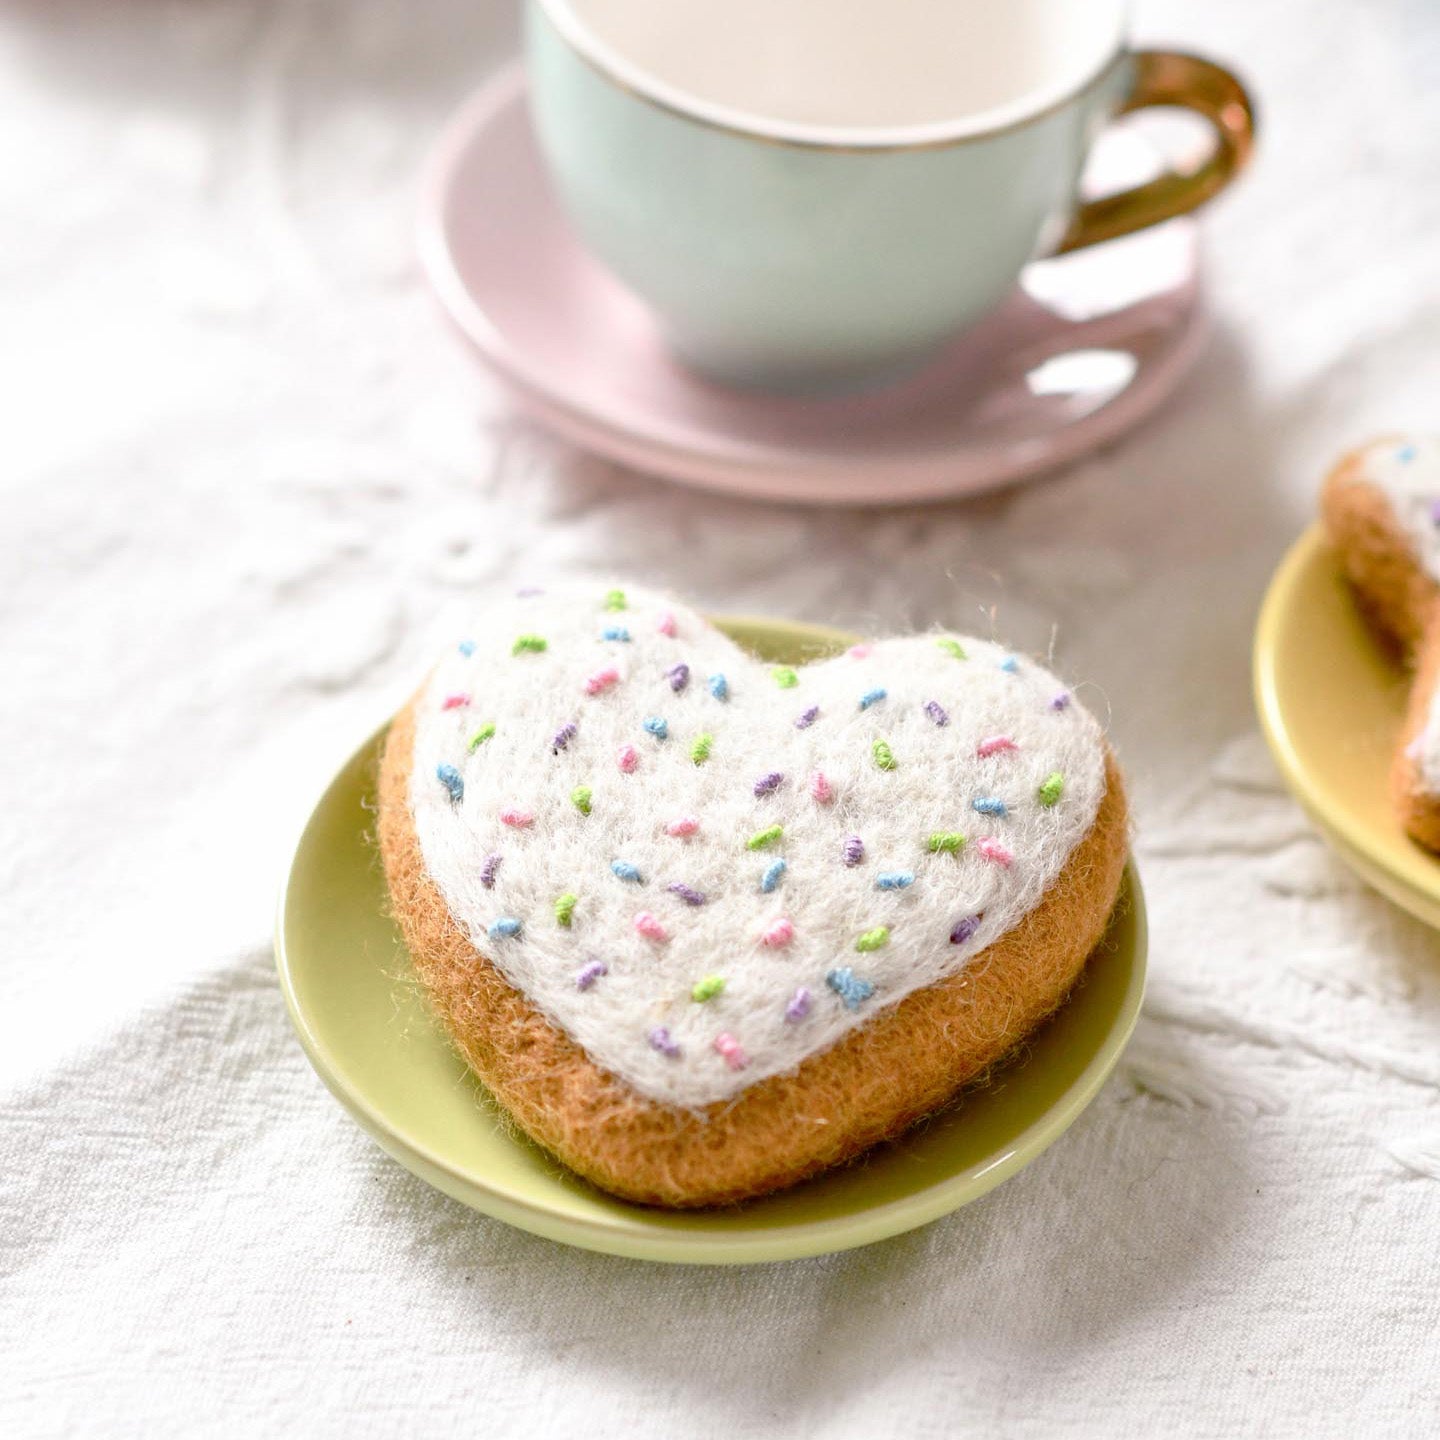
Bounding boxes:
761 917 795 948
657 611 677 637
976 735 1019 758
666 816 699 837
810 771 834 804
848 644 872 659
441 692 470 710
714 1033 748 1071
585 666 620 695
978 837 1014 868
617 744 639 773
634 911 669 942
500 808 533 828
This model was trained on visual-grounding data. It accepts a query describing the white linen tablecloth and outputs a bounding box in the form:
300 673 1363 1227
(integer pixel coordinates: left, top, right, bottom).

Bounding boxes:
3 1 1439 1434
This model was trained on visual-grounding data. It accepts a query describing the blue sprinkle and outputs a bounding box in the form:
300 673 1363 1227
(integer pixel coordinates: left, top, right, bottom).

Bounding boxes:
708 673 729 702
1398 443 1418 463
795 705 819 729
611 860 644 884
436 763 464 803
458 639 476 657
488 917 522 940
999 655 1020 673
642 716 669 740
972 796 1008 817
760 859 787 893
875 871 914 890
826 967 875 1011
602 625 631 642
858 687 887 711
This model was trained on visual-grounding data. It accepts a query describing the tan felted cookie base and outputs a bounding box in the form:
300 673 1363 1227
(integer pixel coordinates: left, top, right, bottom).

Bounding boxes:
1322 446 1440 851
377 696 1130 1209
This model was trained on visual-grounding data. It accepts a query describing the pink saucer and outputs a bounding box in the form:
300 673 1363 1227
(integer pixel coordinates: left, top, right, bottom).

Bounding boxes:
419 67 1206 506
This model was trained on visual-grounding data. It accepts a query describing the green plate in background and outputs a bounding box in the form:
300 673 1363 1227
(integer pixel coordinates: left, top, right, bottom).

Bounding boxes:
275 616 1147 1264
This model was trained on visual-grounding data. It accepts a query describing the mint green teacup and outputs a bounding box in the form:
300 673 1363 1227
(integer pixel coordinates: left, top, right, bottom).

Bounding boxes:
525 0 1254 394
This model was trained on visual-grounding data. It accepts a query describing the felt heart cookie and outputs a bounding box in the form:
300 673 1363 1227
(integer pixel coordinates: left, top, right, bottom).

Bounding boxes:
1323 435 1440 848
378 583 1128 1206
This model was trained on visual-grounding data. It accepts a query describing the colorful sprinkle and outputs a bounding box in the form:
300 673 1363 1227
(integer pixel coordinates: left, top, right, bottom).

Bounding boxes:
876 871 914 890
708 673 729 702
467 723 496 751
457 640 476 657
516 587 544 598
601 625 631 642
747 825 784 851
842 834 865 867
855 927 889 953
928 831 966 854
999 655 1020 673
603 588 627 611
859 687 887 711
691 975 725 1002
827 967 876 1009
575 958 607 989
976 735 1018 758
690 733 713 765
1429 499 1440 527
760 859 787 893
753 771 784 797
500 807 533 828
634 911 668 942
617 743 639 773
761 917 795 948
714 1033 748 1070
978 837 1014 867
936 637 967 660
512 634 547 655
872 739 897 771
571 785 592 815
611 860 644 884
551 721 578 753
554 893 578 927
649 1026 681 1058
585 666 620 695
795 705 820 729
488 917 521 940
1398 444 1418 464
666 815 699 837
1051 692 1071 711
923 700 949 727
657 611 677 637
772 666 799 689
441 692 470 711
667 662 690 693
1038 772 1065 807
436 764 464 803
479 853 502 889
950 914 983 945
666 882 706 906
972 796 1007 817
848 644 873 659
785 987 812 1022
642 716 669 740
810 771 834 804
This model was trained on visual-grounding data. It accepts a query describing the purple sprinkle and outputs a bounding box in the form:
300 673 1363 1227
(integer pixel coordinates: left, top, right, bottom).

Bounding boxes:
516 586 544 597
666 882 706 906
950 914 983 945
842 834 865 867
575 959 608 991
795 705 820 729
668 662 690 693
479 853 502 889
648 1026 682 1058
551 720 578 753
923 699 949 727
1429 498 1440 527
785 987 812 1023
753 771 784 797
1050 692 1071 711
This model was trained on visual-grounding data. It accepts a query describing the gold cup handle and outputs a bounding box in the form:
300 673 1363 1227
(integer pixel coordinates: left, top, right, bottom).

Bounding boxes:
1056 50 1257 254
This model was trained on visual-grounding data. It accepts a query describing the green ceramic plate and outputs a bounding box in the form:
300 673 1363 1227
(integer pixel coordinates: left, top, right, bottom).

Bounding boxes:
276 616 1147 1264
1255 524 1440 928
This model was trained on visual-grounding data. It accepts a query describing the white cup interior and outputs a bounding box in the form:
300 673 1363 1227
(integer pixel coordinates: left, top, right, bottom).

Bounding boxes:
541 0 1131 146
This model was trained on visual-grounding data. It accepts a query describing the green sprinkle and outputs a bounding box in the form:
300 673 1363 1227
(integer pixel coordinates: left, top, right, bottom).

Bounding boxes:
571 785 593 815
1038 772 1065 807
691 733 713 765
466 723 496 751
928 831 967 854
512 634 547 655
936 637 967 660
872 739 896 771
772 666 799 689
747 825 784 851
554 893 578 927
603 588 627 611
691 975 726 1002
855 927 890 953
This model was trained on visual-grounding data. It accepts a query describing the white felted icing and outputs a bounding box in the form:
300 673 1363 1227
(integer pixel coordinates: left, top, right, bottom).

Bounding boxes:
407 584 1106 1107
